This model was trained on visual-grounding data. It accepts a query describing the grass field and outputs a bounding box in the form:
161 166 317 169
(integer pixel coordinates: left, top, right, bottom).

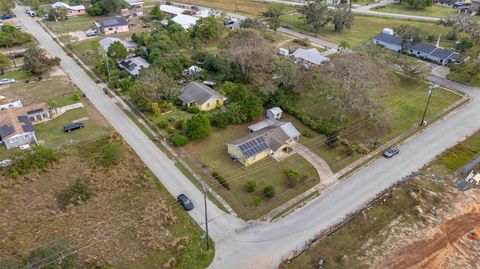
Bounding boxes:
0 77 74 104
173 0 295 17
0 70 31 80
447 71 480 87
375 4 457 18
280 15 451 48
184 121 319 220
44 15 101 34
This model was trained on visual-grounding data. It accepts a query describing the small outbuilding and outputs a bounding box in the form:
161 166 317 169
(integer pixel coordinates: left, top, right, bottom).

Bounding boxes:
277 48 289 56
267 107 283 120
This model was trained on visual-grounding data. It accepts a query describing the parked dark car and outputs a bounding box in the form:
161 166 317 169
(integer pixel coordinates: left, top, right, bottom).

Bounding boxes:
63 122 85 133
453 1 470 8
0 14 15 20
177 194 194 211
383 147 400 158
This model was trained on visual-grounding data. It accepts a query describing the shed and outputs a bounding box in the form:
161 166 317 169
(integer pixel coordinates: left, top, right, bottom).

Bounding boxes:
248 119 277 133
382 28 394 35
267 107 283 120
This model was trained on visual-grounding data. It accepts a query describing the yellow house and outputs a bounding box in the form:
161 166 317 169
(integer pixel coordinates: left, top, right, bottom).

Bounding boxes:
179 82 227 111
227 120 301 166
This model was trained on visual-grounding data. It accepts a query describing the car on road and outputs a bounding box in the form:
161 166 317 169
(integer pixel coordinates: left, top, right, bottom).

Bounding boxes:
177 194 194 211
63 122 85 132
26 10 36 17
383 147 400 158
0 78 16 85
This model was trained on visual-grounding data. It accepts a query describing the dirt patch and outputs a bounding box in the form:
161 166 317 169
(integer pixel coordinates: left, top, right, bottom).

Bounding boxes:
375 198 480 269
0 138 191 267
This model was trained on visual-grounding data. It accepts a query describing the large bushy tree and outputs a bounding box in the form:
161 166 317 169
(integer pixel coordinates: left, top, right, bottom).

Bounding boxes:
107 41 127 61
130 67 177 111
24 46 60 75
190 16 221 42
299 0 332 33
263 5 285 32
186 113 211 140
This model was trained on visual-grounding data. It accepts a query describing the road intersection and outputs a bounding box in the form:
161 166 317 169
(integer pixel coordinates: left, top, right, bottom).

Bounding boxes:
13 5 480 269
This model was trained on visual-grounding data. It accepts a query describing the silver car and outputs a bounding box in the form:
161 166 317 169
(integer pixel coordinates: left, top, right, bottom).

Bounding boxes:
0 78 16 85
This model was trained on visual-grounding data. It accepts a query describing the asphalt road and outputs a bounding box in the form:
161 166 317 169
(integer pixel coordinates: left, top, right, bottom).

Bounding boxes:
14 5 480 269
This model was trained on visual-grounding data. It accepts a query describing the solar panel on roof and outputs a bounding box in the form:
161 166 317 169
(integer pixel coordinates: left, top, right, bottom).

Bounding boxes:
251 140 258 146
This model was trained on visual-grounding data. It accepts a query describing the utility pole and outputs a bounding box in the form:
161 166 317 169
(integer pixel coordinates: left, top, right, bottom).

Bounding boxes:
420 83 438 126
202 183 210 250
234 0 237 12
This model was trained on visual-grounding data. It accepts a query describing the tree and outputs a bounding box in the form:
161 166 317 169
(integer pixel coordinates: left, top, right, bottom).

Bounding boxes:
107 41 127 61
274 59 301 90
321 52 389 121
48 7 68 21
299 0 333 33
399 59 431 79
186 113 211 140
332 4 354 33
148 5 164 21
0 53 10 75
191 16 221 42
170 134 189 147
0 25 33 47
456 37 474 52
263 5 285 32
130 67 177 111
263 186 275 198
23 46 60 75
87 0 125 15
338 40 350 53
394 24 423 54
245 181 257 192
220 29 274 83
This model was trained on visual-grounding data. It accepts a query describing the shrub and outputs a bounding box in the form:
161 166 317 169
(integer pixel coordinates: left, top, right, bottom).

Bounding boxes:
286 169 300 188
157 118 170 129
8 146 59 177
186 106 200 114
100 142 123 167
264 186 275 198
245 181 257 192
56 180 93 208
186 113 211 140
253 196 262 206
170 134 189 147
211 170 219 178
175 119 186 130
294 38 310 46
22 240 77 269
210 112 230 129
217 176 230 190
72 92 81 101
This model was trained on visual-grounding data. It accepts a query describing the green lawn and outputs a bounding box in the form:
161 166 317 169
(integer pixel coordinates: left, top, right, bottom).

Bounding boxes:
0 77 76 105
0 70 31 80
280 15 450 48
35 106 110 149
184 121 319 220
69 37 102 67
447 71 480 87
375 4 457 18
291 73 462 165
44 15 101 34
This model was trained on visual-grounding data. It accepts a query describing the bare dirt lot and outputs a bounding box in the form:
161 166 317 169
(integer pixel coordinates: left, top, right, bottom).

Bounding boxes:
375 197 480 269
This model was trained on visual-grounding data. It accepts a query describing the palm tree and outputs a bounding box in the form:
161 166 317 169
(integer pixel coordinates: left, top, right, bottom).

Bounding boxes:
338 40 350 53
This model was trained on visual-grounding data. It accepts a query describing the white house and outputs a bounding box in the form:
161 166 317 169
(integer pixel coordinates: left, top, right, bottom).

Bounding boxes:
99 37 137 51
171 14 199 29
51 2 86 16
292 48 329 66
160 4 186 16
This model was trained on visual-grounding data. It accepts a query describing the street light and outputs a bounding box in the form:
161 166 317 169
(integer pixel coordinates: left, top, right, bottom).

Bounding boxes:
202 182 210 250
419 83 438 127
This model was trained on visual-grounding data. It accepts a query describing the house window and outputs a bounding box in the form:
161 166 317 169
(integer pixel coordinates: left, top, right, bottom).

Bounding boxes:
207 102 210 107
24 134 30 139
9 137 16 142
108 27 113 31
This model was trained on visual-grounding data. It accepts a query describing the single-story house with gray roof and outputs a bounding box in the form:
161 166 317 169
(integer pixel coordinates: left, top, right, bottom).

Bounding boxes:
372 31 460 65
179 82 227 111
